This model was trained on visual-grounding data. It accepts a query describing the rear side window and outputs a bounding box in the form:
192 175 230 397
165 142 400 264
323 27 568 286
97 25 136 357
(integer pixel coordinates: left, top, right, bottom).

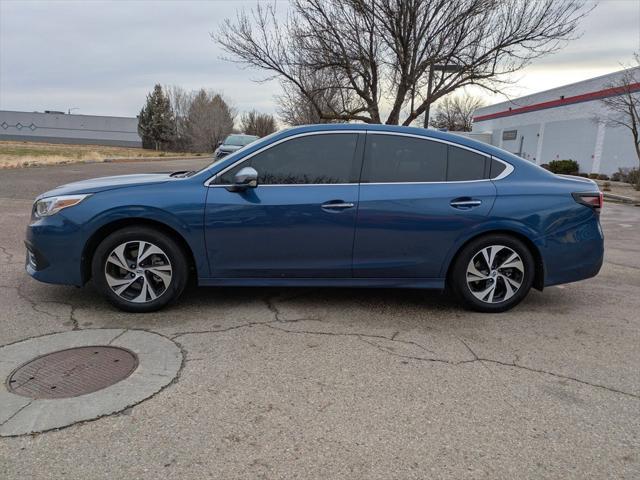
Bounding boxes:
218 133 359 185
361 134 507 183
490 158 506 178
362 135 447 182
447 146 487 181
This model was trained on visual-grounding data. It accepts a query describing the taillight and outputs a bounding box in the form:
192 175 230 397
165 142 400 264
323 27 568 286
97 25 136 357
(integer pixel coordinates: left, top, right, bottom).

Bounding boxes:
572 192 603 212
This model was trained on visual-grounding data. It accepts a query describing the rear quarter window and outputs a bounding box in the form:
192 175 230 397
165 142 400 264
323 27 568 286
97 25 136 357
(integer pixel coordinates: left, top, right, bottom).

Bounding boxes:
490 158 507 178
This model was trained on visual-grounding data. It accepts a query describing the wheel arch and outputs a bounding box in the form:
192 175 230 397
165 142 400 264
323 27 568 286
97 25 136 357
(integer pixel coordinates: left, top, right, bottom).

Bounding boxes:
445 229 545 291
81 217 198 284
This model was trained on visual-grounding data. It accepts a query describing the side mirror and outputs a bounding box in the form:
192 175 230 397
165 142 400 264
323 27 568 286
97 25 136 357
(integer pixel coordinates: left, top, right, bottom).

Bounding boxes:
226 166 258 192
216 141 223 147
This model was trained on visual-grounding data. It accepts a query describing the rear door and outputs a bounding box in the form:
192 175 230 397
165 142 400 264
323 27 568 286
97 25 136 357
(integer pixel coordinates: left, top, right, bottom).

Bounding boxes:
353 132 499 278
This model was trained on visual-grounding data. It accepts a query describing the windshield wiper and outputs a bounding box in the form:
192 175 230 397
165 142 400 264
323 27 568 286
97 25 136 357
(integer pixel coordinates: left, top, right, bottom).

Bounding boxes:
169 170 195 178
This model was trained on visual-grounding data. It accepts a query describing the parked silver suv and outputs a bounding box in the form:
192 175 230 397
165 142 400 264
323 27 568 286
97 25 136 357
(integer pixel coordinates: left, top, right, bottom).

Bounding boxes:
214 134 260 159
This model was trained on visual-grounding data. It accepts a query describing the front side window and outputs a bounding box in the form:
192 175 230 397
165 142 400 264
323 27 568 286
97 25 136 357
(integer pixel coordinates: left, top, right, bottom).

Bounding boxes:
218 133 359 185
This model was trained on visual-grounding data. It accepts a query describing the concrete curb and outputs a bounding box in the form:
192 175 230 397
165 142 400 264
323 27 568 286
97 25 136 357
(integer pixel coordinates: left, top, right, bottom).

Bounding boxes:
603 192 640 206
0 329 182 436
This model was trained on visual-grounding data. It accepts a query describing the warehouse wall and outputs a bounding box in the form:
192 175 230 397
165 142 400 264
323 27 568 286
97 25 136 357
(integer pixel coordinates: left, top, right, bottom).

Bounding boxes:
472 68 639 175
0 110 142 147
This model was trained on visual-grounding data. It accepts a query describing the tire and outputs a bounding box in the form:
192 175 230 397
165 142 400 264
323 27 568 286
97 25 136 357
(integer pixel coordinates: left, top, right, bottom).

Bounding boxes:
449 234 535 313
91 226 189 313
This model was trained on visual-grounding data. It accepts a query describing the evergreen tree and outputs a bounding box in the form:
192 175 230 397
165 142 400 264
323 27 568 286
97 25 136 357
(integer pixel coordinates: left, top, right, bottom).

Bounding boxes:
138 84 176 150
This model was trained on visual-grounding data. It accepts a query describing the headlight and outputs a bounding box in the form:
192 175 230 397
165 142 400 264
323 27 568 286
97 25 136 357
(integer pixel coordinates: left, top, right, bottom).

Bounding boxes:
33 194 91 218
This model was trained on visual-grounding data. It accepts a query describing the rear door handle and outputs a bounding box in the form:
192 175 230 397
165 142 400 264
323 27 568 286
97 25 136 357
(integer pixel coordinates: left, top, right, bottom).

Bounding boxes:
321 200 355 211
450 199 482 209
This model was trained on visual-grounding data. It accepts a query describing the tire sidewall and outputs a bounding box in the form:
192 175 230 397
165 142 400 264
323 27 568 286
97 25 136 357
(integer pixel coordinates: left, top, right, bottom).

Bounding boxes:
451 235 535 313
91 227 188 313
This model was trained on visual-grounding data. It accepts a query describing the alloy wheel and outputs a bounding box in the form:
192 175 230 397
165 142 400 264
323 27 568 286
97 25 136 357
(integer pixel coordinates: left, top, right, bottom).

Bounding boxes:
104 241 173 303
465 245 524 304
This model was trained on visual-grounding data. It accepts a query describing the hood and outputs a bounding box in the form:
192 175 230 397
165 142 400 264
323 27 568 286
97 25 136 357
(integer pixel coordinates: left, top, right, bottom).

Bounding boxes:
218 144 243 152
37 173 173 199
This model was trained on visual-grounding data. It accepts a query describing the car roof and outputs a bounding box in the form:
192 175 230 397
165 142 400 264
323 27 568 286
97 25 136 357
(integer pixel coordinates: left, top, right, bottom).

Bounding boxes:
197 123 544 180
277 123 532 168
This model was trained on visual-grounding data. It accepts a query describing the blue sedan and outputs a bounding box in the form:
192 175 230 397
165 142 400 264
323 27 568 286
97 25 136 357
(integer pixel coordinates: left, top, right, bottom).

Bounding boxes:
25 124 604 313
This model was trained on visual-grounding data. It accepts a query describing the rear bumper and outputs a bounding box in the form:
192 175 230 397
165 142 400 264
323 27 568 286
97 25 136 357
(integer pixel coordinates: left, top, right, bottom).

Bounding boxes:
540 214 604 287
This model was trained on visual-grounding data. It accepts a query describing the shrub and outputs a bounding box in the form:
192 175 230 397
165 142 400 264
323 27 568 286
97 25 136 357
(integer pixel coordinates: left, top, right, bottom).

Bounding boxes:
611 171 622 182
626 169 640 189
547 159 579 175
540 163 550 171
597 174 609 181
602 181 611 191
616 168 640 189
588 173 599 179
577 173 589 178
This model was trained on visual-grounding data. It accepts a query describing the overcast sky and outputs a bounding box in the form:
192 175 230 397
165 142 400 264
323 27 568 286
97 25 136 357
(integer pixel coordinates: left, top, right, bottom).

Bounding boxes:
0 0 638 120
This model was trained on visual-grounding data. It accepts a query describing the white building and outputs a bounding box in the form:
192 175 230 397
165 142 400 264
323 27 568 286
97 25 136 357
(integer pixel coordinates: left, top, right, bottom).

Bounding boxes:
472 68 639 175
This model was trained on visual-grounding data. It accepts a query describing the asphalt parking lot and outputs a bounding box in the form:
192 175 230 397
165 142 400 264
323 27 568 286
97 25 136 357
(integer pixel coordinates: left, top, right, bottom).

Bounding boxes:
0 159 639 479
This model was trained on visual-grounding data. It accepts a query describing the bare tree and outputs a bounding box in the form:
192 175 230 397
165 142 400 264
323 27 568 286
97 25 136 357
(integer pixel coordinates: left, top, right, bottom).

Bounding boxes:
597 56 640 188
430 93 485 131
240 110 278 136
186 90 236 152
276 75 346 126
165 85 193 150
216 0 591 126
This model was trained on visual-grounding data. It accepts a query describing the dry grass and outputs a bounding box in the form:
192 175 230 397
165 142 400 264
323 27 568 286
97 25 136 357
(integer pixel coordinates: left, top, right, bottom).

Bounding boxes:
0 140 199 168
596 179 640 202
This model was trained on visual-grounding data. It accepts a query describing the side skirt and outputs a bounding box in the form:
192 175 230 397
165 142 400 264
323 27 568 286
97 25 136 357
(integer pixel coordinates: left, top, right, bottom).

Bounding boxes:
197 277 446 289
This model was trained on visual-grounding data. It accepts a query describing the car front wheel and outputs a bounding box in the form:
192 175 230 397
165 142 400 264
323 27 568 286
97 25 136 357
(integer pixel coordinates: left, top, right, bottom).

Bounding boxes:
450 234 535 313
92 227 189 312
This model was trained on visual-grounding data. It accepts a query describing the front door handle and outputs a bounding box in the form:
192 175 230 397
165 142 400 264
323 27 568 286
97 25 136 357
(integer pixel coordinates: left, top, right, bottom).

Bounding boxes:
450 198 482 209
321 200 355 211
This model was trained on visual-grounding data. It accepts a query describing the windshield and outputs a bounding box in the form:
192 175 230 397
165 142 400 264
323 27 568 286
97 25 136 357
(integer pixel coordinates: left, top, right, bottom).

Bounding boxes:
224 134 260 147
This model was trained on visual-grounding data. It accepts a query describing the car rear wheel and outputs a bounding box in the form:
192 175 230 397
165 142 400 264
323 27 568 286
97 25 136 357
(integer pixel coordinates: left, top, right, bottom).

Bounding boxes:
450 234 534 313
92 227 188 312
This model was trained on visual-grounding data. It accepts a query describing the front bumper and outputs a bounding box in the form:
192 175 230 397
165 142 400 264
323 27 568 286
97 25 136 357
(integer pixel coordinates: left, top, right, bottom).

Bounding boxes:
25 215 86 286
215 151 231 160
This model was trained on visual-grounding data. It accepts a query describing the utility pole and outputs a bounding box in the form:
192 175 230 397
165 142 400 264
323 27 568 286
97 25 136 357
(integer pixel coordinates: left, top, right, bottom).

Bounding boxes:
423 66 435 129
423 64 463 129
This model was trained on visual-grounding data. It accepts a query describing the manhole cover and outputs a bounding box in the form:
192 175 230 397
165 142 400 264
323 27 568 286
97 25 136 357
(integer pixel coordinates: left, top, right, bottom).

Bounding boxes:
6 346 138 399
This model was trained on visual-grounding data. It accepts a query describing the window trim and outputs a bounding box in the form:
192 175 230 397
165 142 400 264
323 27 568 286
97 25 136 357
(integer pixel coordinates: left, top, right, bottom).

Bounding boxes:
204 130 513 187
205 131 362 187
363 132 513 184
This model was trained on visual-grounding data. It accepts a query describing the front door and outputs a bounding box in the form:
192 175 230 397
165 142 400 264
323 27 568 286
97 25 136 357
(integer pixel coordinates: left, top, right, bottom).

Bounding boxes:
204 132 363 278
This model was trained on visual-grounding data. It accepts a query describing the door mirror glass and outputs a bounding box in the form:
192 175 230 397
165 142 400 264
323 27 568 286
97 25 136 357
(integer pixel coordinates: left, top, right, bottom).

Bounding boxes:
227 166 258 192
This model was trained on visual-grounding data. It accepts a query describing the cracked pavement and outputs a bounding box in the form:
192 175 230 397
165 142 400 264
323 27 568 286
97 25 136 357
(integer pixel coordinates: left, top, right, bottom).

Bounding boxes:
0 160 639 479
